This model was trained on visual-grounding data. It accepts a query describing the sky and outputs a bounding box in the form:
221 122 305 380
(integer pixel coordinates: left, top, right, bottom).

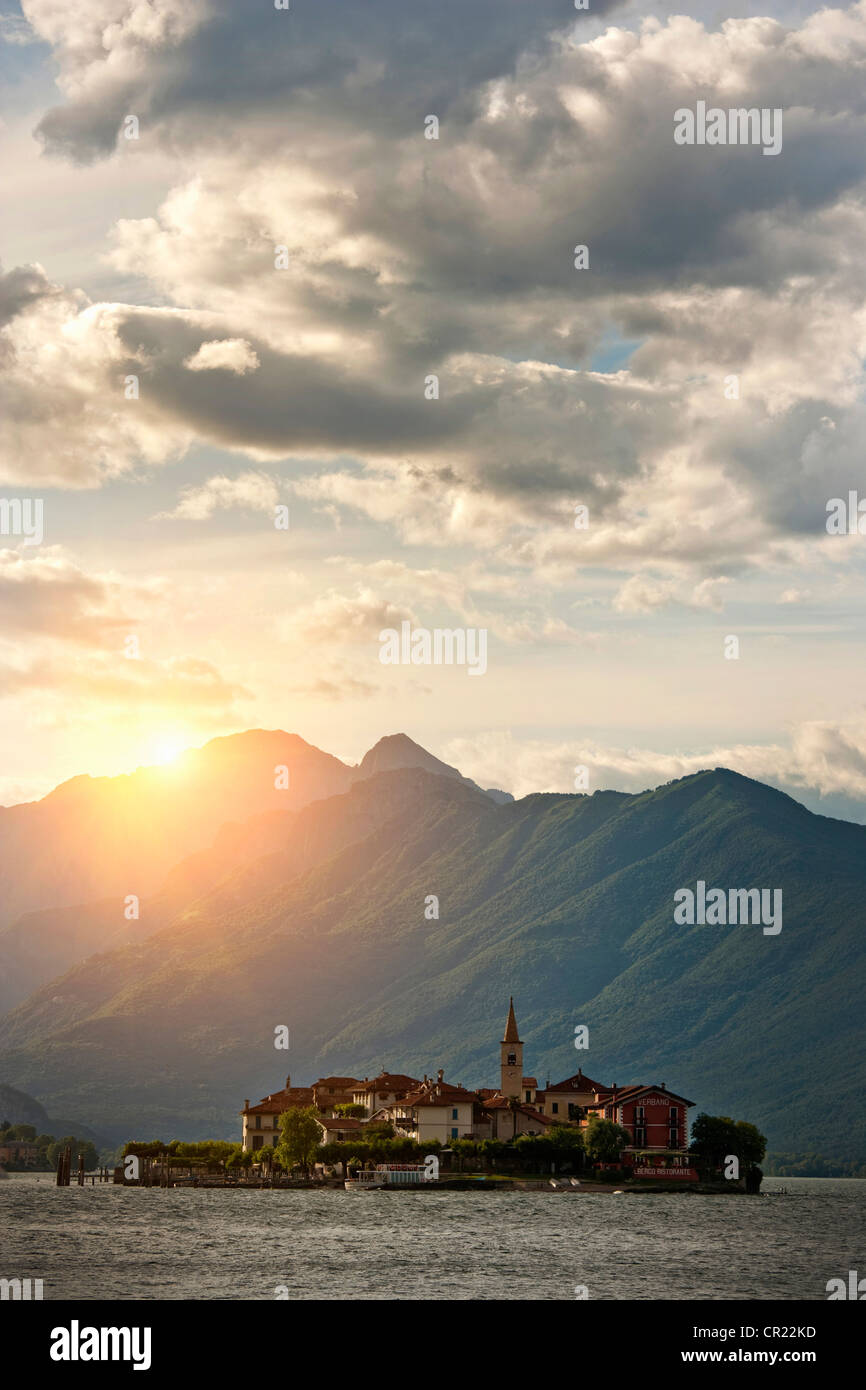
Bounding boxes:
1 0 865 819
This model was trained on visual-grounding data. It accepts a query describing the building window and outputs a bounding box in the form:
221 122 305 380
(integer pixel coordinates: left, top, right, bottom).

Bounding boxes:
451 1128 458 1139
525 1091 531 1102
635 1128 646 1147
507 1053 516 1066
252 1135 263 1150
255 1116 261 1129
669 1107 678 1122
635 1105 645 1120
551 1102 559 1114
452 1108 458 1120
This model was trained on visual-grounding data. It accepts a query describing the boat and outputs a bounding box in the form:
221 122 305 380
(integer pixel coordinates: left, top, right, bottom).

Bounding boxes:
345 1163 435 1191
344 1170 385 1191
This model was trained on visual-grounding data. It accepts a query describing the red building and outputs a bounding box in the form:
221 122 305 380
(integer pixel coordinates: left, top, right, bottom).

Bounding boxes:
584 1082 695 1173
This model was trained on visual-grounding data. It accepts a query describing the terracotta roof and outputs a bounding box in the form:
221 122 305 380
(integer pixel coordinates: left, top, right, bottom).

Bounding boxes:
482 1101 557 1127
354 1073 421 1094
314 1077 362 1088
244 1087 315 1115
484 1096 541 1112
522 1077 538 1087
397 1082 480 1109
585 1084 694 1108
502 997 521 1044
546 1069 607 1094
316 1117 363 1132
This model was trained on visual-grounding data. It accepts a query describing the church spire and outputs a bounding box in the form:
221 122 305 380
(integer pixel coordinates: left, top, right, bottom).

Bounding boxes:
500 997 523 1098
502 996 521 1044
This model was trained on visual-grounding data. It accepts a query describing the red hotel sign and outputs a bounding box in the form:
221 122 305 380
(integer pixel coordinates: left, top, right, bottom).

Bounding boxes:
633 1166 698 1180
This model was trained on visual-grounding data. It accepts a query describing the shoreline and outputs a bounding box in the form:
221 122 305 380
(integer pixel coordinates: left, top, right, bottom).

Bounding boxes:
98 1176 759 1194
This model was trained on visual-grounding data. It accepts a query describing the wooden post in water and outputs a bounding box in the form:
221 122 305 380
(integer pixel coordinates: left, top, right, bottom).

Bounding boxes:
56 1144 72 1186
77 1152 85 1185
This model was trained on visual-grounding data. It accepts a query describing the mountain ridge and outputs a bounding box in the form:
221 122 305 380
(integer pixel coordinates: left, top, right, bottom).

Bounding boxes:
0 730 511 1010
0 729 511 927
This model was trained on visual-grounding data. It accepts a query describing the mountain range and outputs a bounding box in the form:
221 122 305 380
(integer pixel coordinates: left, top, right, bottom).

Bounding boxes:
0 731 863 1159
0 732 510 1014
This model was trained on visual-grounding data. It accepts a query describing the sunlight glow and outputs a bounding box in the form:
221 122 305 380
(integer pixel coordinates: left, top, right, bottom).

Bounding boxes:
149 735 188 767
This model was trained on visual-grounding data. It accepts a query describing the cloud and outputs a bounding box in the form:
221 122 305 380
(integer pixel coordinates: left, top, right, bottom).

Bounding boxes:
25 0 609 160
9 2 866 600
0 548 140 646
183 338 259 374
0 14 38 45
0 548 250 729
283 588 413 647
442 718 866 821
690 577 732 612
155 470 280 520
613 575 676 614
0 277 194 487
286 674 380 702
0 651 251 713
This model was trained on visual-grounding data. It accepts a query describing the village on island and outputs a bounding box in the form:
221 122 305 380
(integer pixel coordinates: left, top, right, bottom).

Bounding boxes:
243 999 694 1166
224 999 761 1192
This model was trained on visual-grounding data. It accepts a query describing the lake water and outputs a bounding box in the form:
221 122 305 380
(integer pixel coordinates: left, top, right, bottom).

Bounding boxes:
1 1175 863 1300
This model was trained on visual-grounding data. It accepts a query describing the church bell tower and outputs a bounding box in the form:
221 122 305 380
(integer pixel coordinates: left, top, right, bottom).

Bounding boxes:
500 997 523 1098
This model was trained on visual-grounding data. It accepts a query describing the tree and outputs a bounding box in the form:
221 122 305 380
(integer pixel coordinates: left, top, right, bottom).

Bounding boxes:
364 1119 395 1140
733 1121 766 1167
227 1148 254 1171
689 1114 735 1166
333 1103 366 1119
276 1107 322 1176
689 1113 766 1169
548 1124 584 1151
7 1123 37 1142
583 1117 630 1164
47 1136 98 1171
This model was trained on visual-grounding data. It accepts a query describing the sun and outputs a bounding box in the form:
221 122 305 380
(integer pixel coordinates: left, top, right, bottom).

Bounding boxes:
148 734 188 767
